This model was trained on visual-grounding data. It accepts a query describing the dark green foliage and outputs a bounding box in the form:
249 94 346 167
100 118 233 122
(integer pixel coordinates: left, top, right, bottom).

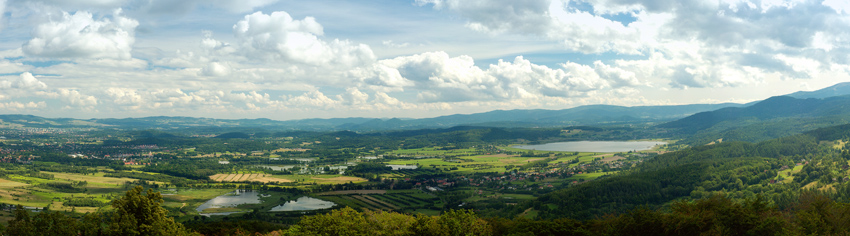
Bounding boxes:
184 219 286 236
41 181 87 193
535 163 708 220
254 193 848 235
4 186 197 236
283 207 492 236
526 130 830 220
663 95 850 145
215 132 251 139
63 197 108 207
6 205 80 236
347 162 392 174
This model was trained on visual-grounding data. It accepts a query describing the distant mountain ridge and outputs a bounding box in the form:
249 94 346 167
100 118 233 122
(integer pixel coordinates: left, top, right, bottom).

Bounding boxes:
7 82 850 132
0 103 741 131
786 82 850 99
660 82 850 140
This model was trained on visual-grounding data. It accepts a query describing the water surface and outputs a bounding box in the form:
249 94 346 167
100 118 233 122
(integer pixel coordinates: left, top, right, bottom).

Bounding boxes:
513 141 666 152
255 165 295 171
387 164 418 170
270 197 336 212
196 190 261 212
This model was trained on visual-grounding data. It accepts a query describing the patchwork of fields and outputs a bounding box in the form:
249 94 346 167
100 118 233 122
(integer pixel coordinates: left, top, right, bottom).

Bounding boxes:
314 190 442 213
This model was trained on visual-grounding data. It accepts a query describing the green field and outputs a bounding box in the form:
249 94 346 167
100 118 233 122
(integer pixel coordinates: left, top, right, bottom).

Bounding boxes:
313 190 441 214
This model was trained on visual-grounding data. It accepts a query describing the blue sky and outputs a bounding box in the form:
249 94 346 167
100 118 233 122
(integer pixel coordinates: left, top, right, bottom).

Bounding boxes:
0 0 849 120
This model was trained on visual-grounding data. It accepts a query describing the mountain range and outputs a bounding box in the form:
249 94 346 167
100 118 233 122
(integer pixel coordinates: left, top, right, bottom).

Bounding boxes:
3 82 850 131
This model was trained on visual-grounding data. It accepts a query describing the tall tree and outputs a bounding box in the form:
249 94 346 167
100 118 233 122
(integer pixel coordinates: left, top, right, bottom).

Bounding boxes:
107 186 196 236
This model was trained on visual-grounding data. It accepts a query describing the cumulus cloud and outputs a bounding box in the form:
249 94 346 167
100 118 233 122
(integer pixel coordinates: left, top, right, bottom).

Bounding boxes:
417 0 646 54
23 9 138 59
0 0 6 30
353 51 637 102
0 72 48 90
6 0 850 118
0 101 45 110
417 0 850 90
57 89 98 107
233 11 375 67
200 62 232 77
284 90 338 109
20 0 127 8
416 0 553 34
144 0 278 14
14 72 48 90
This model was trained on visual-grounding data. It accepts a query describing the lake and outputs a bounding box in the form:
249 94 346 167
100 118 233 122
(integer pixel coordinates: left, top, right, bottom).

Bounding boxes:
513 141 666 152
196 190 261 213
255 165 295 171
270 197 336 212
387 164 418 170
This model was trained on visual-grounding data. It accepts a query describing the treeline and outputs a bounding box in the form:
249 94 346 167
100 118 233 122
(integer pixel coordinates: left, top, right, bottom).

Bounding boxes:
141 159 234 180
105 171 196 186
9 187 850 236
247 193 850 236
5 186 196 236
41 181 87 193
506 129 840 220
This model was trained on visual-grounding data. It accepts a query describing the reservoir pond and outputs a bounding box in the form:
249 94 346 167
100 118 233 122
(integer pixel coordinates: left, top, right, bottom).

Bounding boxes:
196 190 260 213
270 197 336 211
513 141 666 152
387 164 418 170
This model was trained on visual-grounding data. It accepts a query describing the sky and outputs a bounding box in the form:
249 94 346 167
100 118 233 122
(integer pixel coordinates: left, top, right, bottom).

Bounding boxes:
1 0 850 120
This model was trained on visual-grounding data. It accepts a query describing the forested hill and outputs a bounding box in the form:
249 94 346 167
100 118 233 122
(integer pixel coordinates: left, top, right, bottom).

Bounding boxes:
657 95 850 145
659 95 850 132
516 124 850 220
338 103 743 130
786 81 850 99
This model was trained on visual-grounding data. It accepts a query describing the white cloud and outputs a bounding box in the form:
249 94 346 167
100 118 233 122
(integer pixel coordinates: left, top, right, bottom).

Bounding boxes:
417 0 850 90
353 52 634 102
3 0 850 119
0 101 45 110
284 90 338 109
232 11 375 67
824 0 850 14
144 0 278 14
21 0 127 8
0 72 48 91
22 9 138 59
57 89 98 107
418 0 646 54
14 72 48 90
200 62 231 77
0 59 30 74
417 0 553 34
0 0 6 31
337 87 369 106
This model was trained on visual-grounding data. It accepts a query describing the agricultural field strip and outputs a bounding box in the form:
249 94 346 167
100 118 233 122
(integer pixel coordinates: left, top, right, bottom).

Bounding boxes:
338 195 372 209
383 194 421 205
362 195 398 209
369 195 410 208
223 173 237 182
351 195 391 210
42 172 137 185
0 179 28 187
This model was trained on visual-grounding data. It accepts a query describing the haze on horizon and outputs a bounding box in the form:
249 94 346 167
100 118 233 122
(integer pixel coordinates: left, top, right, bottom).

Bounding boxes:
0 0 849 120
